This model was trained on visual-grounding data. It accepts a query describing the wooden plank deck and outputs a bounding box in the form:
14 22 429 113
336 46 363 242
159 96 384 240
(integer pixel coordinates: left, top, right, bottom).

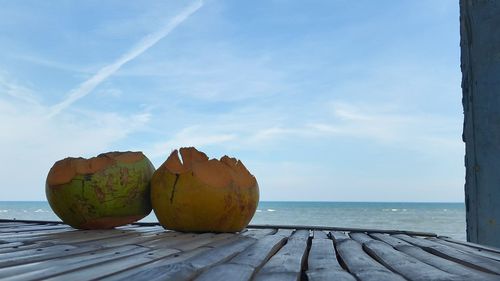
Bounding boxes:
0 220 499 281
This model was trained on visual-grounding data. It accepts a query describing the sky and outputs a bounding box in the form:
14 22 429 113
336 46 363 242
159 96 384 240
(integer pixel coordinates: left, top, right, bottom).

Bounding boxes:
0 0 464 202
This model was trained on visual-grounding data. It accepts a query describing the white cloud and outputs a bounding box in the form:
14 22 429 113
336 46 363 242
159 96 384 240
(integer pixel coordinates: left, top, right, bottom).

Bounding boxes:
0 72 40 105
326 101 462 150
141 98 461 159
12 54 90 74
145 126 237 160
48 0 203 117
116 50 290 102
221 100 460 152
0 73 151 200
248 127 310 143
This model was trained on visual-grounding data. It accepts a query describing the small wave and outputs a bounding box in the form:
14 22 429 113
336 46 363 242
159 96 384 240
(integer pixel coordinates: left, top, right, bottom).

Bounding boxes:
391 209 398 212
0 210 7 213
34 209 48 213
443 209 448 212
267 209 276 212
256 210 262 213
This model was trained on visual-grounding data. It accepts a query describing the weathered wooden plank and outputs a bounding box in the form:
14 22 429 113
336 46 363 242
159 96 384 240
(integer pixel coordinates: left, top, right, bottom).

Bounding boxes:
0 228 75 242
139 232 234 252
0 223 54 228
0 241 24 250
35 229 159 245
194 263 254 281
0 224 71 233
194 233 244 249
173 233 236 252
43 247 181 281
393 234 442 248
0 219 64 225
107 237 257 281
306 238 356 281
329 231 349 242
307 271 358 281
247 224 437 237
81 232 171 247
230 234 287 268
394 234 500 275
290 230 310 240
363 239 460 281
349 232 373 244
103 248 211 281
0 242 54 254
307 238 342 271
31 232 138 246
103 235 245 280
370 233 411 247
335 239 405 281
114 224 146 230
75 231 178 248
0 225 69 234
440 237 500 255
0 227 143 244
187 237 256 270
429 237 500 262
240 228 277 239
115 224 140 228
313 230 328 239
253 235 308 281
118 225 165 233
0 244 103 268
274 229 294 237
0 245 149 281
256 272 305 281
0 222 35 229
397 244 500 281
194 234 288 281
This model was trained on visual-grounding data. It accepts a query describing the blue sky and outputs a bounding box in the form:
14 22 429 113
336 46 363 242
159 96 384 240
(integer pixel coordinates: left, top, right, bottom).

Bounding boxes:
0 0 463 201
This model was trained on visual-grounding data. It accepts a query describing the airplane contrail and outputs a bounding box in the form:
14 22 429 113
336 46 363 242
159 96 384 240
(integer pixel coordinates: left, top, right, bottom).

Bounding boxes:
48 0 203 118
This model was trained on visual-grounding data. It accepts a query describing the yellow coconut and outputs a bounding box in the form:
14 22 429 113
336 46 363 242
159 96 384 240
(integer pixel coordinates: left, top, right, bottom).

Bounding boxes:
151 147 259 232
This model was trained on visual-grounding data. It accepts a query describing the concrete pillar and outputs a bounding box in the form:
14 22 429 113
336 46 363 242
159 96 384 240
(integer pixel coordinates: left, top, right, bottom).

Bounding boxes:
461 0 500 247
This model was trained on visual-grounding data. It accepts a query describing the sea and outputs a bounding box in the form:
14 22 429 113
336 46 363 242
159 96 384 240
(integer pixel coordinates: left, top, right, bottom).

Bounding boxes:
0 201 466 240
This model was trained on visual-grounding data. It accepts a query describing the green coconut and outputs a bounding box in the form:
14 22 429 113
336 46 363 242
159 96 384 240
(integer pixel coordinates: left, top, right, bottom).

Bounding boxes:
46 151 155 229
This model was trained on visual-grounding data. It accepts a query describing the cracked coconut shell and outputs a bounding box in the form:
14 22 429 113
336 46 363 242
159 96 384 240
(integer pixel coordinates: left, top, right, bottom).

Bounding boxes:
46 151 155 229
151 147 259 232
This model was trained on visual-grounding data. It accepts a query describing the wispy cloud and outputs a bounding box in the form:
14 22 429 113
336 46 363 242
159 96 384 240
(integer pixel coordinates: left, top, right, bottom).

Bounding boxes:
248 127 312 143
146 126 236 159
117 52 289 102
48 0 203 117
12 54 89 74
0 71 152 200
0 71 40 105
143 99 461 156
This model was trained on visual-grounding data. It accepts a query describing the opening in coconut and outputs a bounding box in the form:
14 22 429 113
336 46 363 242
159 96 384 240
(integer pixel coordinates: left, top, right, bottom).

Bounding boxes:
47 151 145 186
162 147 257 189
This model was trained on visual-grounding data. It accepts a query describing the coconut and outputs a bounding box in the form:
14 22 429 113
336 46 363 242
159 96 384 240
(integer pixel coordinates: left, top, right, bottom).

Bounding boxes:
151 147 259 232
46 151 155 229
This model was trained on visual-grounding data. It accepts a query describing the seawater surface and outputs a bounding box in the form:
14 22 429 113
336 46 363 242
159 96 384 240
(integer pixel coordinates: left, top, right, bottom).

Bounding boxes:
0 201 465 240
